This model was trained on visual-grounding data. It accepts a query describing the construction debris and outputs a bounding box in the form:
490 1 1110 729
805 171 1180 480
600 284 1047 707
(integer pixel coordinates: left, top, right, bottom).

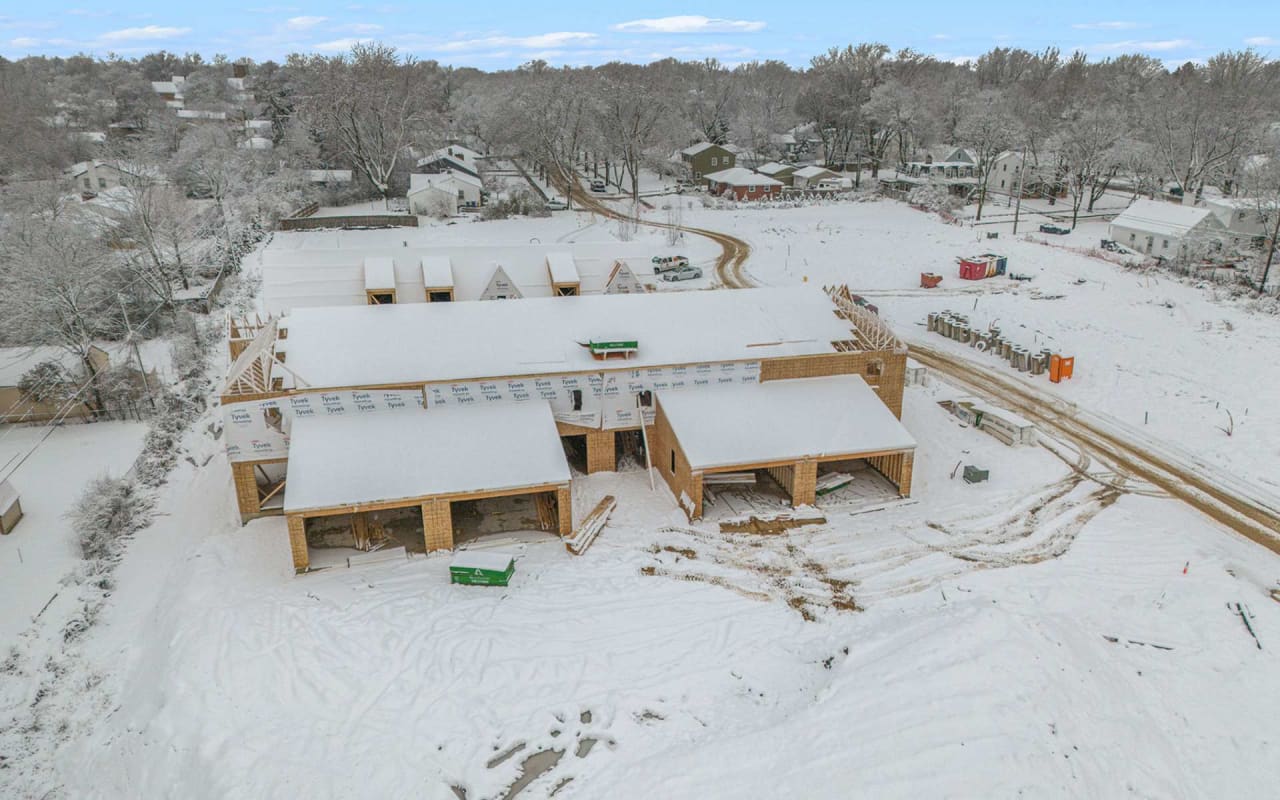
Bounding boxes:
720 511 826 534
564 495 616 555
1233 602 1262 650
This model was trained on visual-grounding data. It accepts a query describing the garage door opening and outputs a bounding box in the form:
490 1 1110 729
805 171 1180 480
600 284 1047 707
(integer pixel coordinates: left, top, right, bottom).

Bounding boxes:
561 434 588 474
302 506 424 568
452 489 564 547
615 429 646 471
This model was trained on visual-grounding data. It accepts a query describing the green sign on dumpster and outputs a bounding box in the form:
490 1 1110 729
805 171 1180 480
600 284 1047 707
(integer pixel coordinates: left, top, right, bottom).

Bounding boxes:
449 551 515 586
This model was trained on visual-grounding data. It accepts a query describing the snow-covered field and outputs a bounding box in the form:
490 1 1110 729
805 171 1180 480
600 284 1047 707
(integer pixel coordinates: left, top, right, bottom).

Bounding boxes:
4 195 1280 799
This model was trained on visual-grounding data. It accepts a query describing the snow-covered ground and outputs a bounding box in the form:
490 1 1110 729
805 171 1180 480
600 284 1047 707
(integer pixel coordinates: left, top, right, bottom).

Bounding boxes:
0 422 147 643
5 195 1280 799
9 386 1274 799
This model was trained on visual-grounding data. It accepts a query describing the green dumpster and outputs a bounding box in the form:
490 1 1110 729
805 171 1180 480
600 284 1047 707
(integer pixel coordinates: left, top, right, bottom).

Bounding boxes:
449 551 516 586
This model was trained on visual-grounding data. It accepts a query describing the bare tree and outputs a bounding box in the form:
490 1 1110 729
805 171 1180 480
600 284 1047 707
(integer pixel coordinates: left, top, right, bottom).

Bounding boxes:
1052 104 1128 228
596 67 667 202
957 90 1023 220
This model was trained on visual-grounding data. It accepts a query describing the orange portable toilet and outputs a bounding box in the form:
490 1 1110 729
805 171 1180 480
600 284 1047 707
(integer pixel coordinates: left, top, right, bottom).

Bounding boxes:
1049 354 1061 383
1059 356 1074 380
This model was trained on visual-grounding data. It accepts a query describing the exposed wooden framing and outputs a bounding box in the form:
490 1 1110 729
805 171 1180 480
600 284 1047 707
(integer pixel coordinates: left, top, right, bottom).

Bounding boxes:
288 481 571 519
365 288 397 305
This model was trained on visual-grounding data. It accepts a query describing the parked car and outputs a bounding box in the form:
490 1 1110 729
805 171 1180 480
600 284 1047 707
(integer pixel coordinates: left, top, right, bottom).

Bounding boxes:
545 199 569 211
1039 223 1071 235
1100 239 1129 253
661 265 703 282
652 256 690 273
589 178 607 192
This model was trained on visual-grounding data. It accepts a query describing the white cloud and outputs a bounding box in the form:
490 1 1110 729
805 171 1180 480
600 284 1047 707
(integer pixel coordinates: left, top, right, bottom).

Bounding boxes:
1092 39 1192 52
313 37 372 52
612 15 765 34
929 33 952 41
286 16 328 30
8 36 40 47
99 25 191 42
341 23 383 34
1244 36 1277 46
1072 21 1141 31
435 31 596 52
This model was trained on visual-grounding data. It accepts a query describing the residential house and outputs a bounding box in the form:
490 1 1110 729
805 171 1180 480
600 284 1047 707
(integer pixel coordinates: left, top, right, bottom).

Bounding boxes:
704 167 784 201
791 166 842 191
417 145 484 179
1108 199 1227 259
679 142 738 181
67 160 158 193
989 151 1064 199
1205 198 1273 248
407 171 483 214
305 169 354 186
755 162 796 187
239 136 273 151
880 153 979 198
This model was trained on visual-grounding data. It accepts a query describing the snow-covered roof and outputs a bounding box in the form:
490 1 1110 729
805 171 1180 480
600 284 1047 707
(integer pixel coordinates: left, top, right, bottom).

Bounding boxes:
545 252 579 285
657 375 916 470
408 171 482 194
259 242 657 311
283 402 570 513
681 142 718 156
793 165 838 179
245 119 273 131
704 168 782 187
363 257 396 291
1110 199 1221 238
176 109 227 120
239 136 273 150
0 347 86 386
420 256 454 288
151 80 179 94
304 169 352 183
279 286 852 389
755 162 795 176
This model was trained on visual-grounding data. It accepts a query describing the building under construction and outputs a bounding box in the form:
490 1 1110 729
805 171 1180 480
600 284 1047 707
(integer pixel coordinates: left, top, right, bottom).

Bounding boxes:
220 285 916 572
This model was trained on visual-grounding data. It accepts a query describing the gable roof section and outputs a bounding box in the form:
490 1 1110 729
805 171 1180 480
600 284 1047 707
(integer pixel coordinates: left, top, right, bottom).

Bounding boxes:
704 167 782 187
1111 199 1223 238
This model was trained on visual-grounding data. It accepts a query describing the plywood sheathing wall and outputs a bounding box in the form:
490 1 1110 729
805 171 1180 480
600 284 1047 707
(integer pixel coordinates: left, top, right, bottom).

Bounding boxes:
422 499 453 552
650 398 704 519
586 429 616 473
287 515 309 572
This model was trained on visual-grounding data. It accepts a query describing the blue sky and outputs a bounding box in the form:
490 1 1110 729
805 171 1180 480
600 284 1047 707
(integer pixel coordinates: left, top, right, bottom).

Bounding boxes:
1 1 1276 68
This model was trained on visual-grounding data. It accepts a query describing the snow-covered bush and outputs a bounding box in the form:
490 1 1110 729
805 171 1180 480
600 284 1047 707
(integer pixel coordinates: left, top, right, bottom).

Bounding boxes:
480 189 551 220
18 360 75 405
907 184 961 214
69 476 155 561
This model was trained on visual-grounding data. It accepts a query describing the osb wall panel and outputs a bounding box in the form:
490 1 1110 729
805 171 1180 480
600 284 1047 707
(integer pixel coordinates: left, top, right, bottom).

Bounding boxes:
232 462 260 517
650 400 703 519
287 515 309 572
868 451 914 497
791 459 818 507
586 429 616 473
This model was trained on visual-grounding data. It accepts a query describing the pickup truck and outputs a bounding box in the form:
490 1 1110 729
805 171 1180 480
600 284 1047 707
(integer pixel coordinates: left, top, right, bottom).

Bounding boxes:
652 256 690 273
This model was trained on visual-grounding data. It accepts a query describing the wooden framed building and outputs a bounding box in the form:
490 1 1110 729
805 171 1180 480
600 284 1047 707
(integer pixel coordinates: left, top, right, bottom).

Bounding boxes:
220 285 914 573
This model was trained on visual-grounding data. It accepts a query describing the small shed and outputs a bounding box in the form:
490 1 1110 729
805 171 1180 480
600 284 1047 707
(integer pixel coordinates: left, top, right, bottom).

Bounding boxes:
0 479 21 535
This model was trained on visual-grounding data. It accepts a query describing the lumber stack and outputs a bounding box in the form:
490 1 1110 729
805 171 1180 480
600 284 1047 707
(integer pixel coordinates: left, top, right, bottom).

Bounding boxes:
564 495 616 555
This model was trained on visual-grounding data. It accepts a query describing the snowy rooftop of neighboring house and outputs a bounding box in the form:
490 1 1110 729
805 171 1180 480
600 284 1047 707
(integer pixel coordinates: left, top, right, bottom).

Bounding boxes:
793 165 838 179
245 119 272 130
363 257 396 291
74 131 107 143
278 286 852 389
150 80 180 94
545 252 579 284
283 402 570 514
0 347 89 387
177 109 228 120
755 162 795 176
681 141 738 157
408 171 482 193
423 144 482 165
1110 199 1221 238
704 167 782 187
657 375 916 470
68 160 162 180
239 136 272 150
304 169 352 183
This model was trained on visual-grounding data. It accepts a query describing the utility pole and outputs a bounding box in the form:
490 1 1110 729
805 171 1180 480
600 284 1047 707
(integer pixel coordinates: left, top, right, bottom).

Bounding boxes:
119 294 156 411
1011 152 1028 236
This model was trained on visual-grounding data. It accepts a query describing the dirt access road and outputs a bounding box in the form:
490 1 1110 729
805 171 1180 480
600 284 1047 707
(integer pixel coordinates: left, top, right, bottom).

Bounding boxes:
555 172 753 288
909 340 1280 555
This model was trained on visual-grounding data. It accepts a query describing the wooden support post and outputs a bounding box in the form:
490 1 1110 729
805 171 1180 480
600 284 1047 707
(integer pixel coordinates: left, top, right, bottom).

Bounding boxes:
791 460 818 507
287 514 309 573
556 486 573 535
232 461 261 517
421 499 453 553
585 429 616 473
897 451 914 497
